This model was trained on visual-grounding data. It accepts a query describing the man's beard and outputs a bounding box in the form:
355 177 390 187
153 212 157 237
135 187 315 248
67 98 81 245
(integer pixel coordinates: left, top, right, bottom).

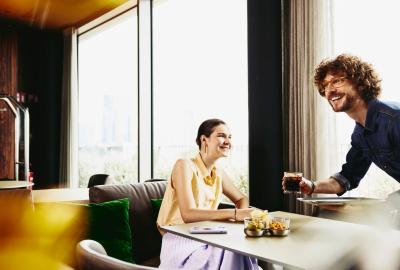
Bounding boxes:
329 94 357 112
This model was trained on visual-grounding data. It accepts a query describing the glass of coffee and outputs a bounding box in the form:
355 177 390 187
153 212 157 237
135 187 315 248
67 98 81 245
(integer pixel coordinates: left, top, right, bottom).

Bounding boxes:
283 172 303 192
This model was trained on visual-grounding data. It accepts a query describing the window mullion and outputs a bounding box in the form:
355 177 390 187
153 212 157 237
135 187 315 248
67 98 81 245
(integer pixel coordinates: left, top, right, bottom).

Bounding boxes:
138 0 153 182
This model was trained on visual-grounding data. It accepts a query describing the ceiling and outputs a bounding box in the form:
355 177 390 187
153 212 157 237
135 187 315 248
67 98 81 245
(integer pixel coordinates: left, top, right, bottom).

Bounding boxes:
0 0 131 29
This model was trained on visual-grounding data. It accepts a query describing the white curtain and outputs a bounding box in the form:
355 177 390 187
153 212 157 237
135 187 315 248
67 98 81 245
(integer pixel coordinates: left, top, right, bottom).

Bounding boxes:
283 0 337 213
285 0 336 181
59 27 78 188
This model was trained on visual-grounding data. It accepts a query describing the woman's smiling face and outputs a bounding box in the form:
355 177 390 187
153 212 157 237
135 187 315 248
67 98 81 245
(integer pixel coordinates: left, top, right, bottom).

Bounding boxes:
202 124 232 158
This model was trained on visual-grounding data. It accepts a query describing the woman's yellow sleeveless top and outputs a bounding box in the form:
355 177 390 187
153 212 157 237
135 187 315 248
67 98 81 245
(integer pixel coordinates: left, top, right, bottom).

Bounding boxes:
157 153 223 231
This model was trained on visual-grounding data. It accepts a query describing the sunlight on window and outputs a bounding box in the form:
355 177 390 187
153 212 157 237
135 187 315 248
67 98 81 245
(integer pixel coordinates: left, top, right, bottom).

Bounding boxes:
152 0 248 194
333 0 400 198
78 10 138 187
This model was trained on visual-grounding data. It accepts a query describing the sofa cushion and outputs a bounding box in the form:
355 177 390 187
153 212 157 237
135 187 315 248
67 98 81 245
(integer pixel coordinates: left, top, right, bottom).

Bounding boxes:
150 198 163 220
89 181 167 265
86 198 133 263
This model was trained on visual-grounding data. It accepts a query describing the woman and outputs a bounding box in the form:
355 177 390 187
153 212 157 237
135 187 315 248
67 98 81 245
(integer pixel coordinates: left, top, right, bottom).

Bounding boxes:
157 118 258 269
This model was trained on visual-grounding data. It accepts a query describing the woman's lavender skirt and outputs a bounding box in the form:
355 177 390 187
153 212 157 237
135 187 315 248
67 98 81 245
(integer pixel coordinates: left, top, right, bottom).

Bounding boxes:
159 233 259 270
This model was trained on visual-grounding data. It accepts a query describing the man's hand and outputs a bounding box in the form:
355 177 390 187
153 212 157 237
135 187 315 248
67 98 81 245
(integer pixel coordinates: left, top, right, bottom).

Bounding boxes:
299 179 314 195
282 175 315 195
283 175 346 195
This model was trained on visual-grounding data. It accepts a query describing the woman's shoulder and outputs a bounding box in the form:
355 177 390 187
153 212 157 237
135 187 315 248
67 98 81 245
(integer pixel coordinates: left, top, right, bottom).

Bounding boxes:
170 158 197 188
172 158 196 173
174 158 190 167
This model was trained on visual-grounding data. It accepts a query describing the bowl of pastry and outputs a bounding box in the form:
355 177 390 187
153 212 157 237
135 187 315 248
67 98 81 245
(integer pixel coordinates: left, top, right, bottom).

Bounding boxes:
243 210 269 237
268 217 290 236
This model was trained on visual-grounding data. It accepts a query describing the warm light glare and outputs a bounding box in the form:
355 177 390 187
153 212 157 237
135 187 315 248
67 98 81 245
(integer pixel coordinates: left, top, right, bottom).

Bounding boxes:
0 195 87 270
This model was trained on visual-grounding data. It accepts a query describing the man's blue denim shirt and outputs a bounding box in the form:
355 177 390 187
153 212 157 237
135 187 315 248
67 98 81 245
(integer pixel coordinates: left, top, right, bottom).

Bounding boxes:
332 99 400 195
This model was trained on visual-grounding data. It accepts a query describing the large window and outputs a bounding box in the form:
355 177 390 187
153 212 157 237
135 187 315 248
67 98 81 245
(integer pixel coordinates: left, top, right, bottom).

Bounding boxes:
78 9 138 187
331 0 400 197
152 0 249 194
76 1 248 190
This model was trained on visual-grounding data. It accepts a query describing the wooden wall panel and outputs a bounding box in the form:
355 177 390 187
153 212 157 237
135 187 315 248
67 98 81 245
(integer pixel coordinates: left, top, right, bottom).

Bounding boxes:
0 99 15 179
0 28 18 180
0 29 17 95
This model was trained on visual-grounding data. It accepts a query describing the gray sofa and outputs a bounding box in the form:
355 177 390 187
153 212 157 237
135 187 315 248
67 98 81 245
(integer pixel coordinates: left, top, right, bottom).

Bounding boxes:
88 179 235 268
76 239 158 270
89 180 167 267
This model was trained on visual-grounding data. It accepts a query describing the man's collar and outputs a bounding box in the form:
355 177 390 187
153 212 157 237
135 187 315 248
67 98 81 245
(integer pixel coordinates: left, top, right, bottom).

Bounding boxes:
364 99 379 131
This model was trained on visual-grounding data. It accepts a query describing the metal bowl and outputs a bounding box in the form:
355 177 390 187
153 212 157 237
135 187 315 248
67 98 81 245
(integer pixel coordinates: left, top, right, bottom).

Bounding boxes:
244 228 265 237
268 228 290 236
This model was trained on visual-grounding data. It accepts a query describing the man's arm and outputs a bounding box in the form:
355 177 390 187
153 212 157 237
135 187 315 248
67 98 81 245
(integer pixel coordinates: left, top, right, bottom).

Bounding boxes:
312 132 371 195
282 130 372 195
299 177 344 194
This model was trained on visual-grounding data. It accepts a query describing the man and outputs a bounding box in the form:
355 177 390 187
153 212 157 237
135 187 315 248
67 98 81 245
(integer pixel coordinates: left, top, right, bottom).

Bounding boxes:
284 54 400 195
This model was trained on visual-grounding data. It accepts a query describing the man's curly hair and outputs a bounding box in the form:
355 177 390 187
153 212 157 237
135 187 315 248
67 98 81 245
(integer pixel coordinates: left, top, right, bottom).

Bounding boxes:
314 54 381 102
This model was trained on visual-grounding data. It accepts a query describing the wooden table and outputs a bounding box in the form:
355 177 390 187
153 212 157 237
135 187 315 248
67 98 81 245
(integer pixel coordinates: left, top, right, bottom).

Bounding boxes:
162 211 400 270
32 188 89 203
0 180 33 189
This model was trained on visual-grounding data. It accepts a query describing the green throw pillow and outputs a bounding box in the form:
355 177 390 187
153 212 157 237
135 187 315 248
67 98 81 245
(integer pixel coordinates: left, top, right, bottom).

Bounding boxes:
150 198 163 219
86 198 133 263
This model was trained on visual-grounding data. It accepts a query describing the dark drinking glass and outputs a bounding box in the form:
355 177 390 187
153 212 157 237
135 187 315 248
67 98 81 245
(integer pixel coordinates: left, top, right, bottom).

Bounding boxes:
284 172 302 192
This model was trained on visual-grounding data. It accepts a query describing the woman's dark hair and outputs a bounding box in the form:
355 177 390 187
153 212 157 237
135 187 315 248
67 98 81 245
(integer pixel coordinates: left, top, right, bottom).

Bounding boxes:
196 119 226 149
314 54 381 102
